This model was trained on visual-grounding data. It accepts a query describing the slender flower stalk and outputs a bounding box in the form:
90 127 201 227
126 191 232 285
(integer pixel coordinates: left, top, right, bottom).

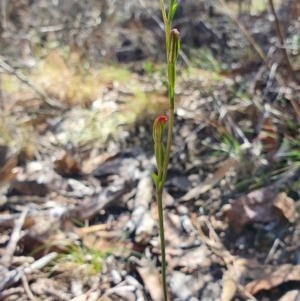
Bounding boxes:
153 115 168 183
152 1 180 300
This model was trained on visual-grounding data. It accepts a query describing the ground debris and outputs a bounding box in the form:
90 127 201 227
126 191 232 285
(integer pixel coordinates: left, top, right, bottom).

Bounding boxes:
0 0 300 300
225 187 296 231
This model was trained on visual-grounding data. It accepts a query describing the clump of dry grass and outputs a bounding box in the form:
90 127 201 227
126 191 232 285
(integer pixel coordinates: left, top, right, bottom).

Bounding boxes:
1 49 169 151
34 51 131 106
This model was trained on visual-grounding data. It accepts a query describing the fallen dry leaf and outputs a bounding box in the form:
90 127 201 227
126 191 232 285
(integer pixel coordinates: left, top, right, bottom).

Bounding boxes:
54 151 83 176
92 156 139 180
225 187 295 231
164 211 183 247
82 152 112 174
135 260 163 301
245 264 300 295
226 187 274 230
168 244 209 271
30 277 70 298
220 268 238 301
278 290 300 301
273 192 295 223
170 271 214 301
232 258 269 283
11 162 60 196
218 259 300 300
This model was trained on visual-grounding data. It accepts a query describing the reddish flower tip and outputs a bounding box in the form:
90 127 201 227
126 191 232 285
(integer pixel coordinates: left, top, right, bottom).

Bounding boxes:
157 115 168 124
153 115 168 143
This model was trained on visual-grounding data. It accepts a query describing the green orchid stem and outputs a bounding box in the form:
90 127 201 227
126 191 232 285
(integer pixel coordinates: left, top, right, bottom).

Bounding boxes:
160 106 174 189
161 59 176 190
155 2 179 301
156 79 175 301
156 189 168 301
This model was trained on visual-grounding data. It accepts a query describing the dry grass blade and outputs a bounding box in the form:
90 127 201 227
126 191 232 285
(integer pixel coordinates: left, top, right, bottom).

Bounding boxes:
179 157 235 202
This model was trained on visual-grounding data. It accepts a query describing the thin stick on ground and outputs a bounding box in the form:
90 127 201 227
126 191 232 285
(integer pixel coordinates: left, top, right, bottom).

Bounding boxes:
267 0 298 83
217 0 287 87
21 274 39 301
0 287 24 301
1 208 28 268
0 252 57 291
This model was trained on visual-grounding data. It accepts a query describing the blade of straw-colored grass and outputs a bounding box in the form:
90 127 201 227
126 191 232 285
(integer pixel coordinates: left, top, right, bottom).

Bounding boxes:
179 157 235 202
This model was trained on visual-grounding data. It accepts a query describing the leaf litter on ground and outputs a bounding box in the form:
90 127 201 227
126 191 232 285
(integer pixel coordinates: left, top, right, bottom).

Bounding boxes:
1 0 300 300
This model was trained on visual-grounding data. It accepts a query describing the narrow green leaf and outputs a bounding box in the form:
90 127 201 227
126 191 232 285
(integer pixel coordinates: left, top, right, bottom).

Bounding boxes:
168 2 179 22
151 172 159 187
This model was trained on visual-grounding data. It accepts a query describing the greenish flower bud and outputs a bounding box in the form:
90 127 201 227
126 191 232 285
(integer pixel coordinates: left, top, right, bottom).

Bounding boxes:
168 29 180 64
153 115 168 143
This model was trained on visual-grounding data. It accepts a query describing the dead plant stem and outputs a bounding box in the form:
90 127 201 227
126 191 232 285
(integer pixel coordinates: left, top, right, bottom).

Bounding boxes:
218 0 286 86
267 0 298 83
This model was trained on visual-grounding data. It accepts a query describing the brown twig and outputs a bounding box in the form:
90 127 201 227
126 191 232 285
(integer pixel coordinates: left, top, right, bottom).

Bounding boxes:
22 274 39 301
267 0 298 83
218 0 287 87
0 287 24 300
1 208 28 267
